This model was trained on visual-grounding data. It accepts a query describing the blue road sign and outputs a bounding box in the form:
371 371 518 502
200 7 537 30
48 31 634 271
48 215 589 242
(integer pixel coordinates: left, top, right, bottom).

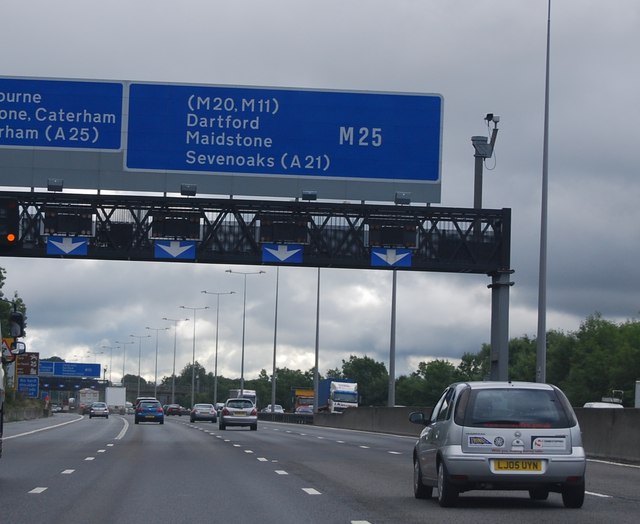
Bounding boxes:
39 362 101 378
154 240 196 260
39 360 55 375
18 376 40 398
127 83 442 183
0 77 123 150
262 244 303 264
47 236 88 256
371 248 412 268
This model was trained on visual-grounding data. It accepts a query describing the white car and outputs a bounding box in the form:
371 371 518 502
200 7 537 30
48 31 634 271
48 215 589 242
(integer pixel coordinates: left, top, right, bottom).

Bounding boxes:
262 404 284 414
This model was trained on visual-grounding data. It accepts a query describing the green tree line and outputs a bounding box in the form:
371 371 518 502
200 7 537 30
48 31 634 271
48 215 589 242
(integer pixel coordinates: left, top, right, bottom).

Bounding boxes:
157 313 640 410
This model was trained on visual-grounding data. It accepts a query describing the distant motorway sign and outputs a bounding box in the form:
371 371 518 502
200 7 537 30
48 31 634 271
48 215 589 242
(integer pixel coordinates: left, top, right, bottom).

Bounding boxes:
39 361 101 378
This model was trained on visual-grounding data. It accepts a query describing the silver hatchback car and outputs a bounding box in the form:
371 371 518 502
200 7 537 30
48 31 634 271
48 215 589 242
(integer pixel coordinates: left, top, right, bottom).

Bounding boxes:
409 381 586 508
219 398 258 431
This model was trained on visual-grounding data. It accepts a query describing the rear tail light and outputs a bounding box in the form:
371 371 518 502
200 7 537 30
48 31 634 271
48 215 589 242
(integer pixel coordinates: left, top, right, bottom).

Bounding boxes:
222 408 230 416
250 408 257 416
157 407 163 413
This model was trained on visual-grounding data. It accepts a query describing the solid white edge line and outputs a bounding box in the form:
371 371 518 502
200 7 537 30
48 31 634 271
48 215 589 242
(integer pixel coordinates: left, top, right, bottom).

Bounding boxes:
3 415 84 439
586 491 612 498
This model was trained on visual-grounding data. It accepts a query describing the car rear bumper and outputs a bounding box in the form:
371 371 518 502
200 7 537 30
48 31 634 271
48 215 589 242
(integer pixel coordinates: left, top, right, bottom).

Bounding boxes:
221 416 257 426
443 446 586 487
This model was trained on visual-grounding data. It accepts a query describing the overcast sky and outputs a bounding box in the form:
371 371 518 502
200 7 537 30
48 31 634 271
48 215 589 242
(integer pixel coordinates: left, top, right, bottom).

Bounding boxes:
1 1 638 386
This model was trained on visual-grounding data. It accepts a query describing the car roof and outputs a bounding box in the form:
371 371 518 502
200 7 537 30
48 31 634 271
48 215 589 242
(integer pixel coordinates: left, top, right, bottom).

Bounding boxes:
583 401 623 408
456 381 555 391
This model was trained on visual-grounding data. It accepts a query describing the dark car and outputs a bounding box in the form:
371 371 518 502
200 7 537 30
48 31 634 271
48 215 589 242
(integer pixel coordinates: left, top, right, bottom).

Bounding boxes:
190 403 217 423
89 402 109 419
165 404 182 416
134 400 164 424
410 381 586 508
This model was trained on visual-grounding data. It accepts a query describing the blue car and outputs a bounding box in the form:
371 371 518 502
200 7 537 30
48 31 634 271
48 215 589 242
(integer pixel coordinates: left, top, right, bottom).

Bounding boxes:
135 400 164 424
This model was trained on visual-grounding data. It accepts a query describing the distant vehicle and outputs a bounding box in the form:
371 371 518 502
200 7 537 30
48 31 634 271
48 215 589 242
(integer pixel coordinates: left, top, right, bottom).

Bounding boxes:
135 400 164 425
228 388 257 406
318 379 358 413
215 402 225 413
190 403 217 423
78 388 100 415
219 398 257 431
295 406 313 414
89 402 109 419
583 402 623 409
125 402 134 415
262 404 284 414
50 404 63 413
292 387 314 413
165 404 182 416
105 386 127 414
179 405 190 416
409 381 586 508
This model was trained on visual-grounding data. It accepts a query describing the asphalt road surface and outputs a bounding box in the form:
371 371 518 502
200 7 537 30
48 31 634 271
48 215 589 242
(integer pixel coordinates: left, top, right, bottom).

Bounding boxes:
1 413 638 524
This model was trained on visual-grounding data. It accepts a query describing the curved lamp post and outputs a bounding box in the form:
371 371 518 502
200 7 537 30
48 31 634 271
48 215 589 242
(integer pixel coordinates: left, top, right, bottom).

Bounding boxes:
225 269 265 394
179 305 209 407
162 317 189 404
201 290 235 405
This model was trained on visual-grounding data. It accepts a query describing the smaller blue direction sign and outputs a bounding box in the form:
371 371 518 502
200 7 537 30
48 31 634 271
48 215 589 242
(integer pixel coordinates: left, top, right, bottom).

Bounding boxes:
154 240 196 260
18 376 40 398
0 77 123 150
371 248 412 268
47 236 88 256
39 360 55 375
262 244 303 264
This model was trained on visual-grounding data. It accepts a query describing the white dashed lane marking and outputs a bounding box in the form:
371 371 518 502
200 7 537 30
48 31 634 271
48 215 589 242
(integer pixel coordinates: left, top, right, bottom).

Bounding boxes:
302 488 322 495
29 487 47 494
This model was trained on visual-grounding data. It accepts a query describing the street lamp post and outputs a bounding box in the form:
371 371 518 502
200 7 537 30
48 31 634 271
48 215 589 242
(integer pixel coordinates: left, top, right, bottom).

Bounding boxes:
179 305 209 408
201 290 235 405
226 269 265 394
130 334 150 397
146 327 169 398
101 345 116 384
115 340 134 386
163 317 189 404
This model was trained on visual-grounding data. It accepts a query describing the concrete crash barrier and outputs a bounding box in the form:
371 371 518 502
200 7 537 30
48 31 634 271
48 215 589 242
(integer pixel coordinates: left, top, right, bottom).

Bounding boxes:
574 407 640 464
4 407 49 422
315 406 640 464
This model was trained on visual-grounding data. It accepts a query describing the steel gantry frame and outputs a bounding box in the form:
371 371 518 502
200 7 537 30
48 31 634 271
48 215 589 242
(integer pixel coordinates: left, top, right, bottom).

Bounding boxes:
3 191 510 274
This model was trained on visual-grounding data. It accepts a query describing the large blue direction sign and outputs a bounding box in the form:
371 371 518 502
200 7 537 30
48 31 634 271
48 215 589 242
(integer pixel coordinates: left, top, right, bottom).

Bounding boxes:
39 361 101 378
0 77 123 150
127 83 442 182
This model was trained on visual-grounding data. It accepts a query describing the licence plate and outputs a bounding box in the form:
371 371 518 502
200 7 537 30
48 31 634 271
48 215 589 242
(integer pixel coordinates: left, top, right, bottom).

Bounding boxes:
494 459 542 471
235 411 246 416
145 415 155 419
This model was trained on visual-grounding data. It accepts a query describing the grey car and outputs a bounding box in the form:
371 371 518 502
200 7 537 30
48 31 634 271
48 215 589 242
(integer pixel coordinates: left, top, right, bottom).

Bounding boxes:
190 403 217 423
409 381 586 508
89 401 109 419
219 398 257 431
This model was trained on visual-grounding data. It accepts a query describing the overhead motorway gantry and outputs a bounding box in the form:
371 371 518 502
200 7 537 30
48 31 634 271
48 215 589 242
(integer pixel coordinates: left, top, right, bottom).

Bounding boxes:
1 191 509 274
